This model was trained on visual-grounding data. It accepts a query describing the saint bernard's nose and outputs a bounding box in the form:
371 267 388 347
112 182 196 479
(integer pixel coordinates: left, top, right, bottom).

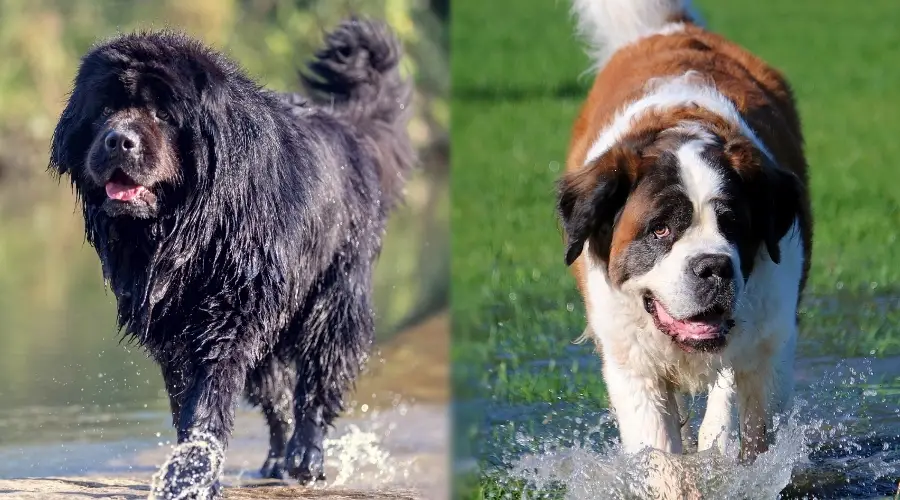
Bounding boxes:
689 253 735 306
691 254 733 281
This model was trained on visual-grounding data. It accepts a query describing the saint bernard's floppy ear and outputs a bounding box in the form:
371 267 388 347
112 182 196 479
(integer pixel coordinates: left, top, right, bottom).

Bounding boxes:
726 137 804 264
556 146 637 266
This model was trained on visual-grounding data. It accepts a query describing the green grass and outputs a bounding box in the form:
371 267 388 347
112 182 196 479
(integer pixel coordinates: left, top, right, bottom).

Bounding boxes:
451 0 900 497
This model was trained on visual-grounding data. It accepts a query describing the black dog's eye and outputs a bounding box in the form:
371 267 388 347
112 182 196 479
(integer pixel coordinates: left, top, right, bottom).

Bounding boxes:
153 109 172 124
100 107 114 118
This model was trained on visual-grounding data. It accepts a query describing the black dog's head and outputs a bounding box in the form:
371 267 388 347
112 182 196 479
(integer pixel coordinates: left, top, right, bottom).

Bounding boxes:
49 31 275 336
50 31 244 220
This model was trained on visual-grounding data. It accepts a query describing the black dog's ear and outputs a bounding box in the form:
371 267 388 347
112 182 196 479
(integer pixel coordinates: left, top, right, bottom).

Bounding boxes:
556 148 634 266
49 97 89 177
727 139 805 264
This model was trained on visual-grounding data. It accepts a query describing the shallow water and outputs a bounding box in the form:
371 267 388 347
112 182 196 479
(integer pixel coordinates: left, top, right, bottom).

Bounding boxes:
0 310 449 498
464 292 900 499
0 404 447 499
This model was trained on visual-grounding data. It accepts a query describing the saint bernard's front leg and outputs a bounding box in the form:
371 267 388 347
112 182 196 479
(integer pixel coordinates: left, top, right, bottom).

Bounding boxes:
698 368 739 455
602 359 683 454
735 363 773 461
733 329 797 461
603 359 704 500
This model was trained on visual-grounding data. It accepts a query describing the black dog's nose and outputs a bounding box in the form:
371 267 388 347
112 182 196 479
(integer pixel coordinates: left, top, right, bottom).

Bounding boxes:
104 129 140 157
691 254 734 280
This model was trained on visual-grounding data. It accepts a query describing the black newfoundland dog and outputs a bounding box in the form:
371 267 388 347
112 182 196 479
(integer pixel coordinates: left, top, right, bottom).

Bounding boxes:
50 18 413 498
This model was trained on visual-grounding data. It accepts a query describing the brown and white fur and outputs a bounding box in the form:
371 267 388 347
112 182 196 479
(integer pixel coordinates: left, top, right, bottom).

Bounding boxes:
558 0 812 465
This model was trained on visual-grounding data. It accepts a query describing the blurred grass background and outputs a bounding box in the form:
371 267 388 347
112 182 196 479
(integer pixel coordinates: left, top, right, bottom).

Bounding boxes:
0 0 447 420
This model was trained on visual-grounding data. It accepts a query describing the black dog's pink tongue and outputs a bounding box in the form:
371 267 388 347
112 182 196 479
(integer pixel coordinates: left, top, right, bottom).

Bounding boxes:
105 181 147 201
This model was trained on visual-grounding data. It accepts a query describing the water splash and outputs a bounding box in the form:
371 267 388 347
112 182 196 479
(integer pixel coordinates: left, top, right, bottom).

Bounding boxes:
324 422 396 486
149 431 224 500
512 407 807 499
505 360 899 499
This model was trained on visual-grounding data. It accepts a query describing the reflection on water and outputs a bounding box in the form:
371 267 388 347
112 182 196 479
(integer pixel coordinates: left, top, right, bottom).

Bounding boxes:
463 292 900 499
0 401 169 451
0 240 164 415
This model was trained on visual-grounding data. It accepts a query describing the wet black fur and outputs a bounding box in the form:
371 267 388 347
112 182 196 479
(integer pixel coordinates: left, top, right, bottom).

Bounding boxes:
50 18 413 495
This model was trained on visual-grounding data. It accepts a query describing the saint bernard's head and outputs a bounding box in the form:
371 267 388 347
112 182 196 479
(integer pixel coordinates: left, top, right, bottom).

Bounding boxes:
558 119 804 353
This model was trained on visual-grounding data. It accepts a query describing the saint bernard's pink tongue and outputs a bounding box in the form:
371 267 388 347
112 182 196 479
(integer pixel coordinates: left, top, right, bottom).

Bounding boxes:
105 181 147 202
653 300 721 340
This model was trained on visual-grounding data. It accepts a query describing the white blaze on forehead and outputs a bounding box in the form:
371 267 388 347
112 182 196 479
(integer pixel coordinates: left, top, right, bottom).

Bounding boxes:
675 139 730 257
676 139 722 215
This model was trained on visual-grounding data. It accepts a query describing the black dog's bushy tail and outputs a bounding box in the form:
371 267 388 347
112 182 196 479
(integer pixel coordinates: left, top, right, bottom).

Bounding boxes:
302 18 415 208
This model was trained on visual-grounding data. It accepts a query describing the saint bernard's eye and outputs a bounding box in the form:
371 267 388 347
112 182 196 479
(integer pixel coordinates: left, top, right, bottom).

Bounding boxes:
652 224 671 239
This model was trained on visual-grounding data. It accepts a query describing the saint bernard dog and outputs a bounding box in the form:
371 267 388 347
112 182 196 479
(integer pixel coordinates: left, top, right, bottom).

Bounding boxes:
558 0 812 462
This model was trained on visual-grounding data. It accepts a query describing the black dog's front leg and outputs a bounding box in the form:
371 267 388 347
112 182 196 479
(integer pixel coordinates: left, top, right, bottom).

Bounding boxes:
151 360 248 500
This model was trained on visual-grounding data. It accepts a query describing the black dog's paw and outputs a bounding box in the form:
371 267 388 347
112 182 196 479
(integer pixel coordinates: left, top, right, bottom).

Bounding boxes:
285 439 326 484
259 456 289 480
150 433 225 499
